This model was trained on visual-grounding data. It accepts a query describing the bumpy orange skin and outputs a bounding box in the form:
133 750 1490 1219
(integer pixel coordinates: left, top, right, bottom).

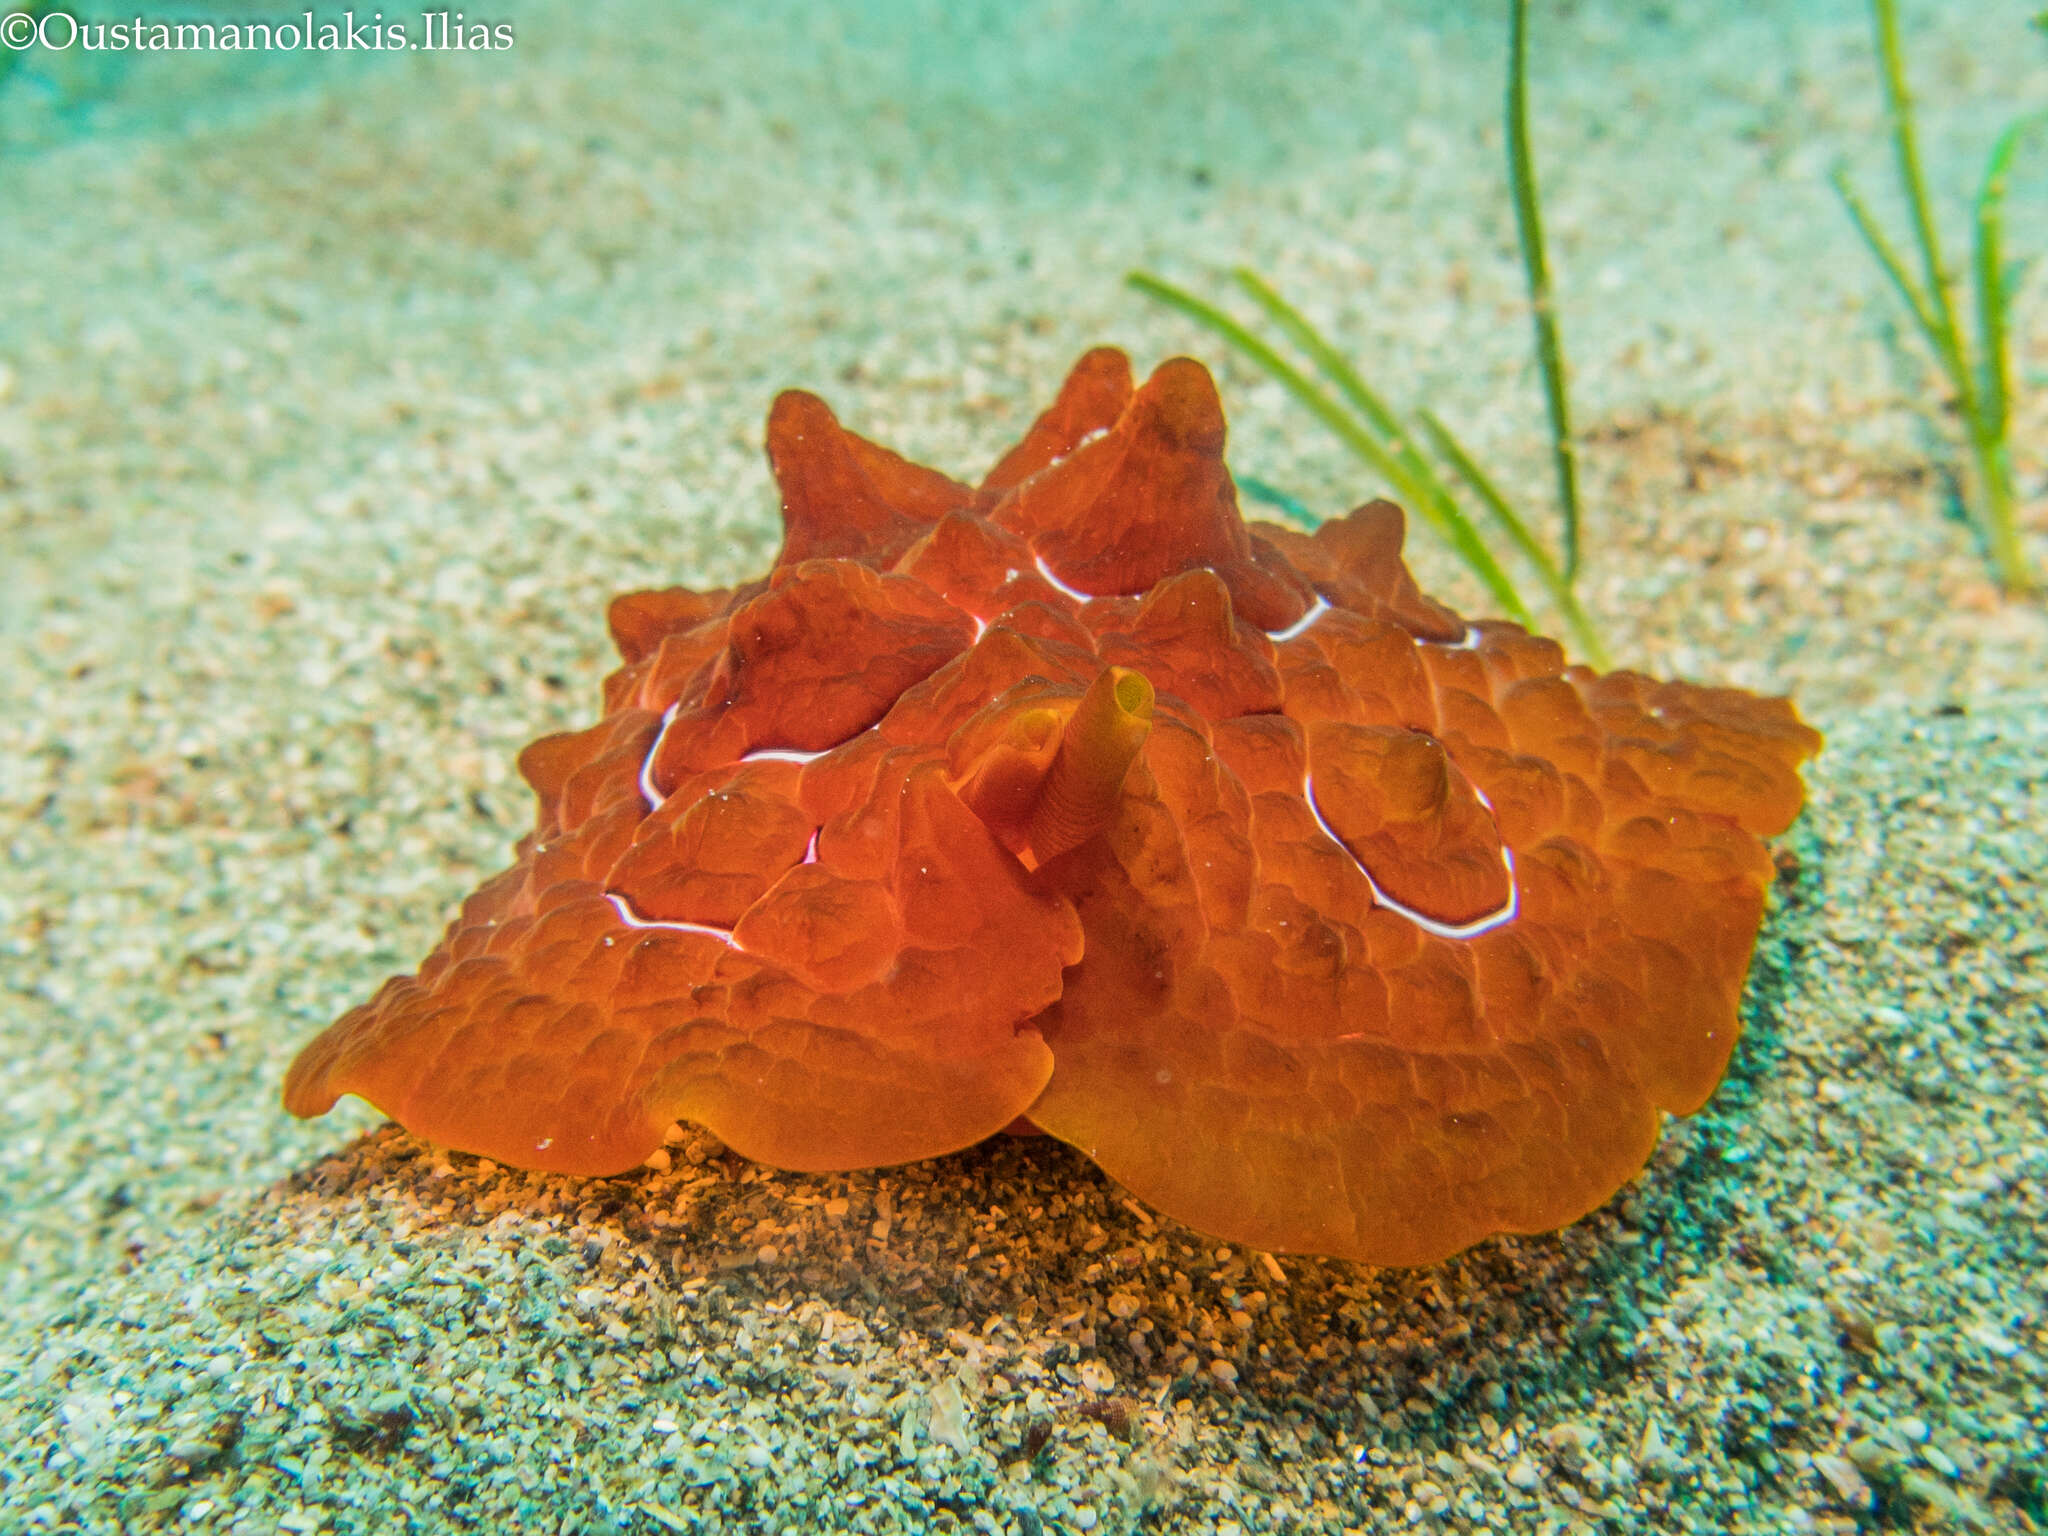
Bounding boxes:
285 349 1820 1265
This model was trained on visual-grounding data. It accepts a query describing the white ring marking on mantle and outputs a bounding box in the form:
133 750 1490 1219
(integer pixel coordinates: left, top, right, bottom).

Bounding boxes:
603 891 746 950
618 702 828 948
1032 554 1096 605
638 703 681 811
1265 594 1330 644
1300 772 1518 940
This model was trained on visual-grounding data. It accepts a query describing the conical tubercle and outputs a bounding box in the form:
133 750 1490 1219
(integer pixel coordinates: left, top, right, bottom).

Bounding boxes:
765 389 970 568
976 346 1134 505
1023 667 1156 865
993 356 1252 599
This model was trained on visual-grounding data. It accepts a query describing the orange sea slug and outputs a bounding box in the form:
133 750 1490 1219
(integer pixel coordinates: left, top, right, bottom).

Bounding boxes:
285 349 1821 1265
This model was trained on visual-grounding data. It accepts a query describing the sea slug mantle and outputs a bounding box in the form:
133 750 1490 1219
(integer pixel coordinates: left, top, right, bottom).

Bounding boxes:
284 348 1821 1265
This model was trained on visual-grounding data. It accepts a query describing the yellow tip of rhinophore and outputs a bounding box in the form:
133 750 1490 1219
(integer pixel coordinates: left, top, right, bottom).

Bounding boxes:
1111 668 1155 723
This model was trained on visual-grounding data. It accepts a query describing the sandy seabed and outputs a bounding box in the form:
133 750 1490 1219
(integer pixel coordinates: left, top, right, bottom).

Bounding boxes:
2 2 2044 1531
